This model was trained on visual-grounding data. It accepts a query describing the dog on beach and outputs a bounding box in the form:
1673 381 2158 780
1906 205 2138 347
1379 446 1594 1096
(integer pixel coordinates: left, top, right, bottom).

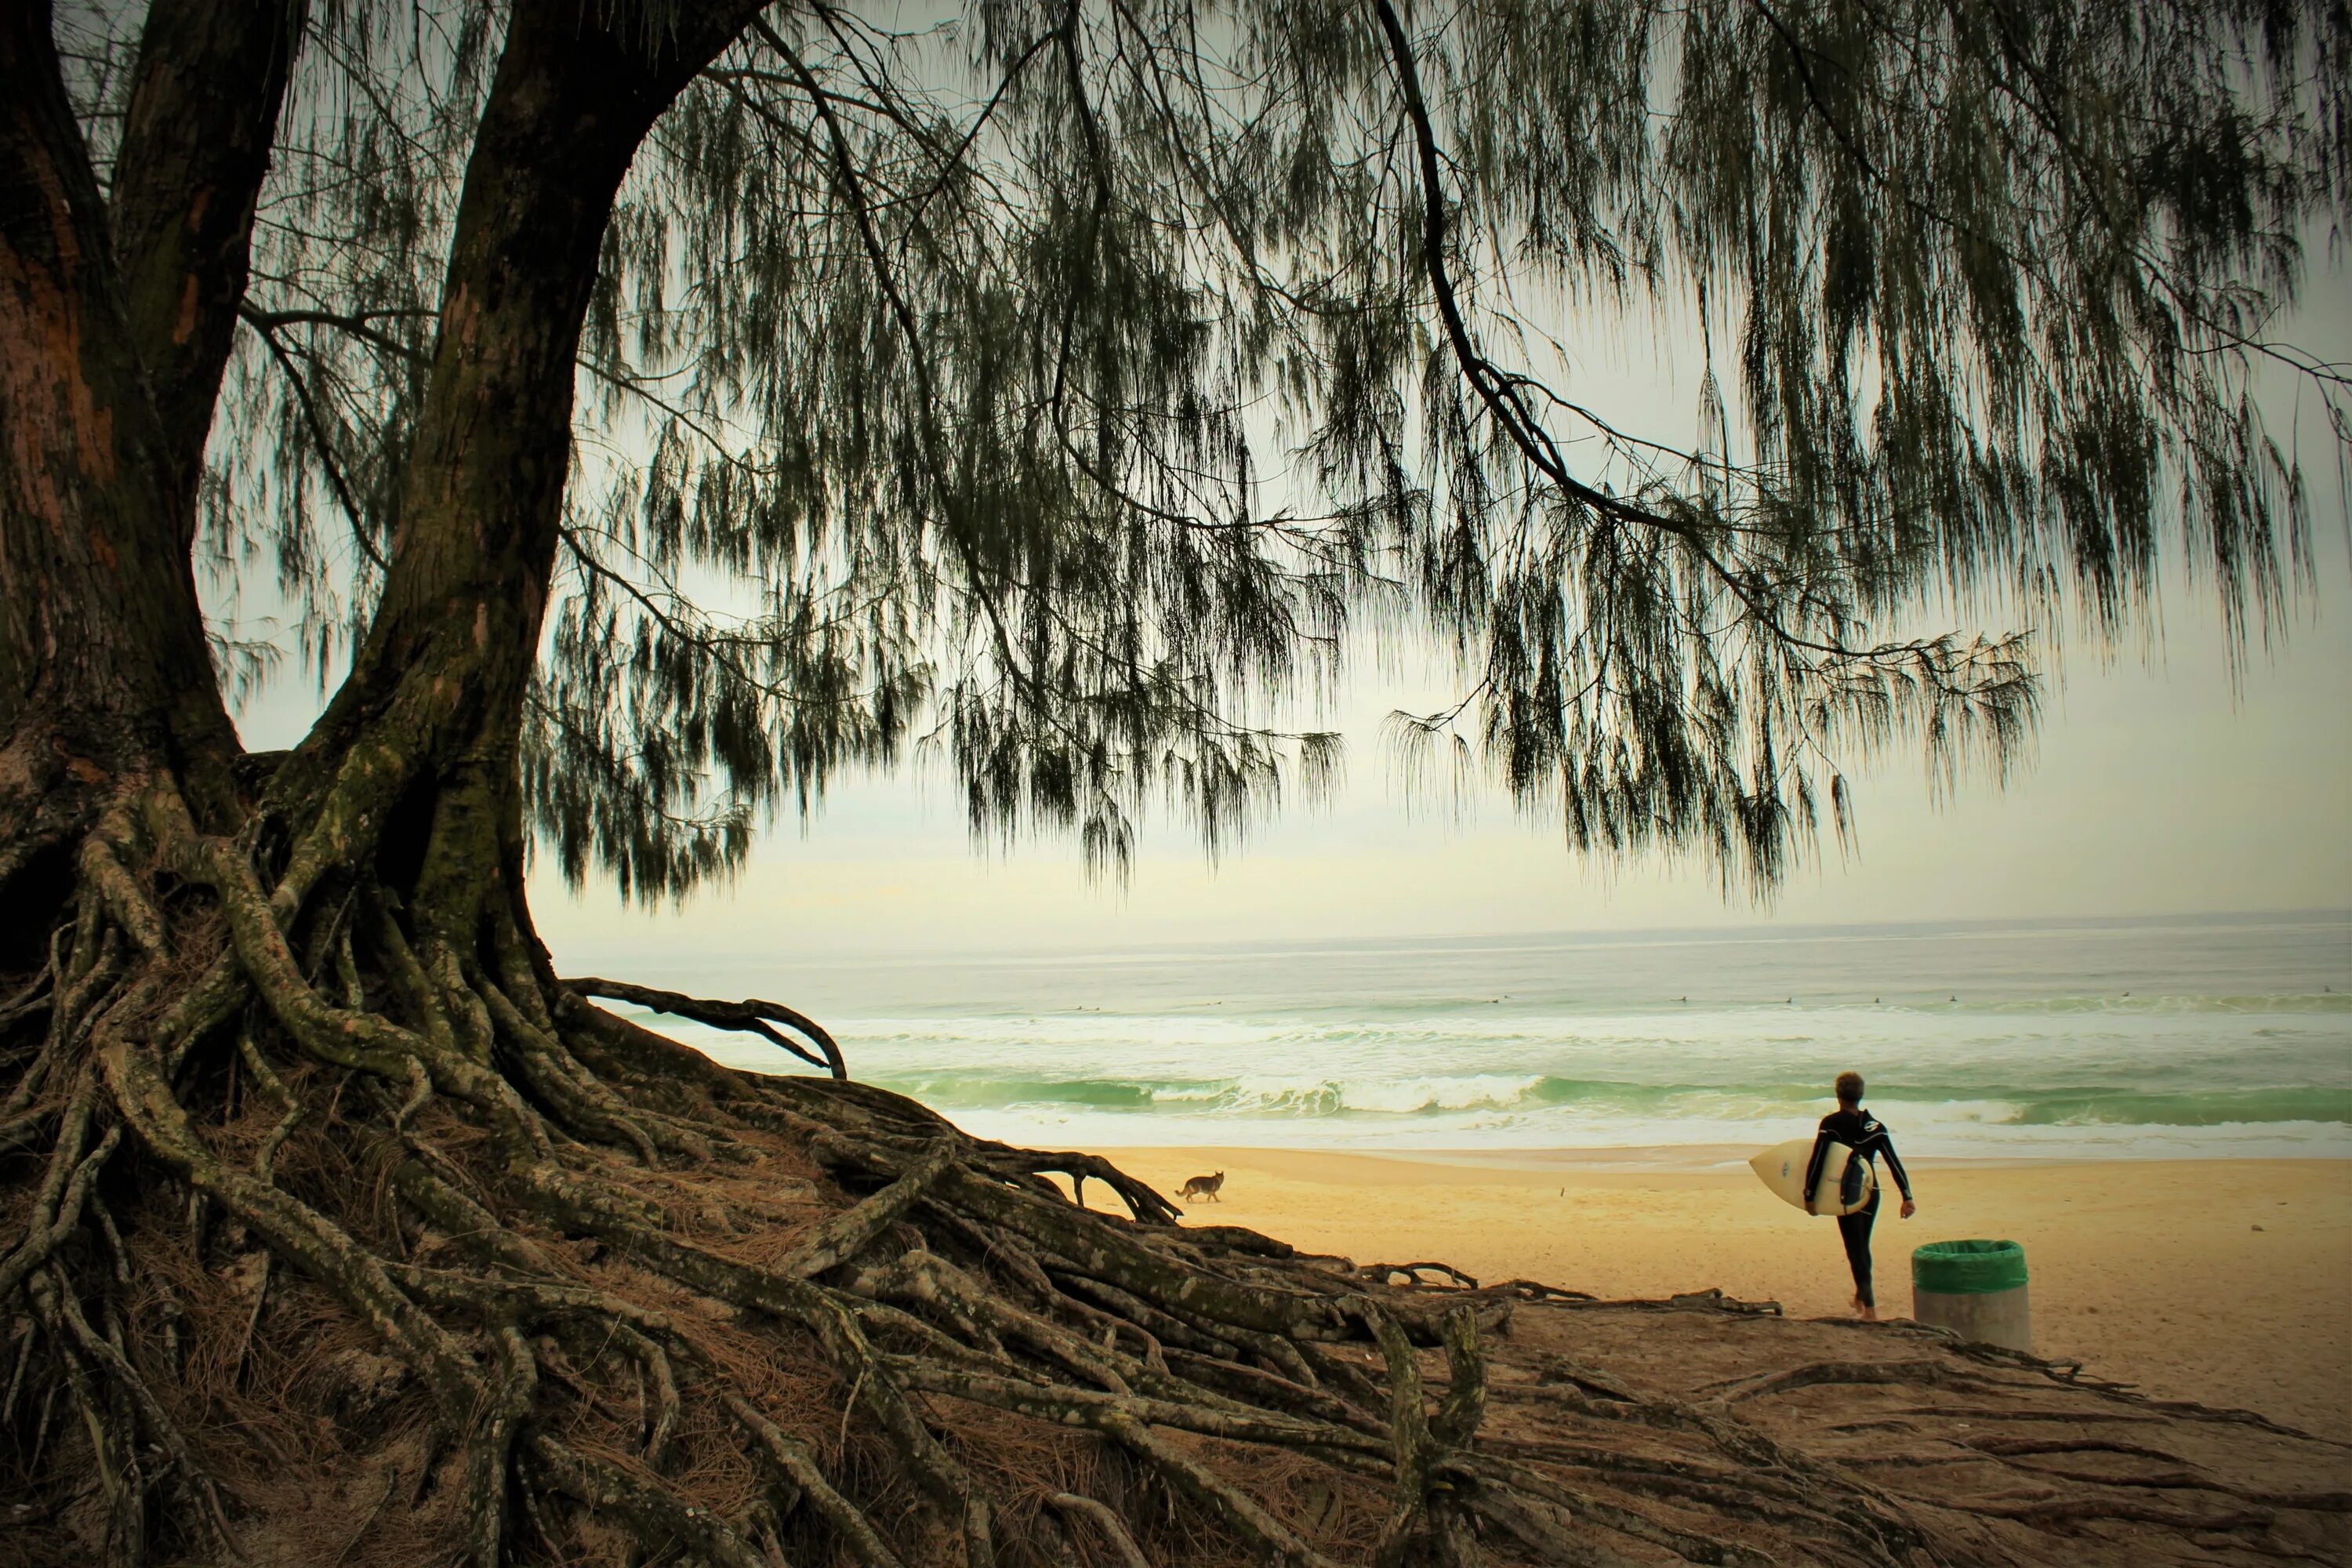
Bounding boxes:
1178 1171 1225 1202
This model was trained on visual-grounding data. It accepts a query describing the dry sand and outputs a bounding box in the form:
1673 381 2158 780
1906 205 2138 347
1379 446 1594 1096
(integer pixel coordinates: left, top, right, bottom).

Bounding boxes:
1076 1149 2352 1439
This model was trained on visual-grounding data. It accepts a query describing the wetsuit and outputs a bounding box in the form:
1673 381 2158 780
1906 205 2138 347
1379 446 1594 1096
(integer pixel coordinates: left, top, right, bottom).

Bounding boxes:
1805 1107 1912 1308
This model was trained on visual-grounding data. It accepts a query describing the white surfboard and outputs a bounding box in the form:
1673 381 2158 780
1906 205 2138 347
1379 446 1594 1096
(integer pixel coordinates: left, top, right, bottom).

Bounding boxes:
1751 1137 1876 1216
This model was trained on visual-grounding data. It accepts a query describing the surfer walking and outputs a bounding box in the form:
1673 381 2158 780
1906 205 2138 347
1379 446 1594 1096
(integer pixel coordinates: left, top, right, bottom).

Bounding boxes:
1805 1072 1916 1319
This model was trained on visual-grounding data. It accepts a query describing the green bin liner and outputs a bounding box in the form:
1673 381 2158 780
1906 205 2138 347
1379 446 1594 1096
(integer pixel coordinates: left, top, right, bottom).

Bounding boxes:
1911 1239 2027 1295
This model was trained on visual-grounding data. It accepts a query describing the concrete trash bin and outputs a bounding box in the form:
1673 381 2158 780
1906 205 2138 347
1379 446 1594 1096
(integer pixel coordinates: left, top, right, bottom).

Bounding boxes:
1911 1240 2030 1352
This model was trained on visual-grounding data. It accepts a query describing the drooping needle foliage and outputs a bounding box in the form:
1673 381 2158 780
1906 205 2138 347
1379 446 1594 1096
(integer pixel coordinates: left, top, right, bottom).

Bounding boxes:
60 0 2340 897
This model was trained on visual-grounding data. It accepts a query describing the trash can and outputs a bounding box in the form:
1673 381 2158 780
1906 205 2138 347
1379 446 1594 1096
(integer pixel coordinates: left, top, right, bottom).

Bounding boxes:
1911 1240 2030 1352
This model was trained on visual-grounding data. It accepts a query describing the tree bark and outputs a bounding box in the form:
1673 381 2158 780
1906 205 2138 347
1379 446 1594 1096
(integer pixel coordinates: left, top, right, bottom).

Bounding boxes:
0 1 241 896
281 0 764 942
109 0 311 538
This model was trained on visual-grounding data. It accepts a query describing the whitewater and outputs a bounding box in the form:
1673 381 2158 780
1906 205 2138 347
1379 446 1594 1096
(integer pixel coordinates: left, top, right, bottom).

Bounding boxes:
608 910 2352 1160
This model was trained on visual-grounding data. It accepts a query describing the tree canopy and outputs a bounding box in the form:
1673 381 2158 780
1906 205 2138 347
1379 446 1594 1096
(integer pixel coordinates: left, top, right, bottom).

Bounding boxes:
54 0 2348 901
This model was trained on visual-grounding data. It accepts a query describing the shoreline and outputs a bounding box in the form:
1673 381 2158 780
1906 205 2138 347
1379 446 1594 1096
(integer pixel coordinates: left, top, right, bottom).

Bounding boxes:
1072 1149 2352 1439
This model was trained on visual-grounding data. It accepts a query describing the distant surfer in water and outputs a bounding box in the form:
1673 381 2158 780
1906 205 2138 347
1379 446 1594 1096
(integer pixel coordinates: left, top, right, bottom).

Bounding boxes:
1804 1071 1916 1319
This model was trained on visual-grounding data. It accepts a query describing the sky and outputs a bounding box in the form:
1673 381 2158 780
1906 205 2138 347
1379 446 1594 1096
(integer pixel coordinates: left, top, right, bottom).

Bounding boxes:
228 250 2352 966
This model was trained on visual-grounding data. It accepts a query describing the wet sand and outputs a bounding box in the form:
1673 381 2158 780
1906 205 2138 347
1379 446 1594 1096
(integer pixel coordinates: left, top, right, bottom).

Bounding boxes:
1079 1150 2352 1439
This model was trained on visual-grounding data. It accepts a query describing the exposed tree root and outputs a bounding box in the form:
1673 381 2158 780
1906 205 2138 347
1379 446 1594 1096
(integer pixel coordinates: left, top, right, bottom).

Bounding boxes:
1796 1312 2352 1447
1699 1359 2032 1405
565 976 848 1080
0 775 1494 1564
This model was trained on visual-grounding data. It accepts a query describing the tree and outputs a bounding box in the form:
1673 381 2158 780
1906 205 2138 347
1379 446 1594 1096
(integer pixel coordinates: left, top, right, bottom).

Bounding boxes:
2 0 2340 1563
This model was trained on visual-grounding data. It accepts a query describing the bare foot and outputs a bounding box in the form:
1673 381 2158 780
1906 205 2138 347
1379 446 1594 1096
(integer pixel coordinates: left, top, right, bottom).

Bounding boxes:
1853 1298 1879 1321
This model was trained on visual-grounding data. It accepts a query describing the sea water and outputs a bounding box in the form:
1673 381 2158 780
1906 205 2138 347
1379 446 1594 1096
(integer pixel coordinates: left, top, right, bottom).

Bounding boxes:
601 910 2352 1160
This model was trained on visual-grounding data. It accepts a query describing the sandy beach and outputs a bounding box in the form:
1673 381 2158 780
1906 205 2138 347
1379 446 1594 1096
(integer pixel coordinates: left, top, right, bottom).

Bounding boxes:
1074 1149 2352 1439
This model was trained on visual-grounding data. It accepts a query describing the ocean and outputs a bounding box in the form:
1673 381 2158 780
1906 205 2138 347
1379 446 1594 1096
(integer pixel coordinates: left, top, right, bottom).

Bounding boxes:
603 910 2352 1161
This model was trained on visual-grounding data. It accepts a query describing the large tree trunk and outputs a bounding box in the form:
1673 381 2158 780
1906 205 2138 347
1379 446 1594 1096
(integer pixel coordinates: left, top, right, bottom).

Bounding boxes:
278 0 762 951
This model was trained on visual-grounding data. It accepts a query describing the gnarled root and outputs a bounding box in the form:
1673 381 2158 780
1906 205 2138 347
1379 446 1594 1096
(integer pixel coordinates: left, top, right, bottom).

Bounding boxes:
0 772 1467 1565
